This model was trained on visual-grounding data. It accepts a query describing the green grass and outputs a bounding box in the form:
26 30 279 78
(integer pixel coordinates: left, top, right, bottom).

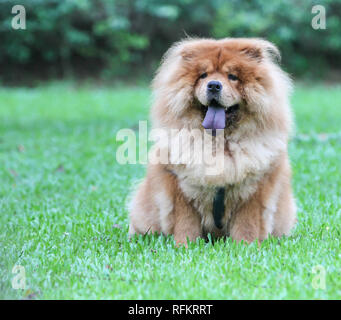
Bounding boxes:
0 82 340 300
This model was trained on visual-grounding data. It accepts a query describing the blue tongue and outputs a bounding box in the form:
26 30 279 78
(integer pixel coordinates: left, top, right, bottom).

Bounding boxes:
202 106 226 130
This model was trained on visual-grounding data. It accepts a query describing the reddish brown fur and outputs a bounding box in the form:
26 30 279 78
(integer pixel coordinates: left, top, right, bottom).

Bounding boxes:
128 38 296 246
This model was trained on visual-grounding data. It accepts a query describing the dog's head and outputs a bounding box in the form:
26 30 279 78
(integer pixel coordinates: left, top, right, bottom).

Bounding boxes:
152 38 292 133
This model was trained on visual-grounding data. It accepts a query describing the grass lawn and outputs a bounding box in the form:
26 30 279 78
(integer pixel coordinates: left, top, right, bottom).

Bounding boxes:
0 82 340 300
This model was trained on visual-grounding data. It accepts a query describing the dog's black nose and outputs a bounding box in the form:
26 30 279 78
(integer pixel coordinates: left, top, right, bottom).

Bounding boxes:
207 81 222 94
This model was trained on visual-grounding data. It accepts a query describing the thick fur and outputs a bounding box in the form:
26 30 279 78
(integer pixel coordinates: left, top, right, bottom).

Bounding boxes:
128 38 296 245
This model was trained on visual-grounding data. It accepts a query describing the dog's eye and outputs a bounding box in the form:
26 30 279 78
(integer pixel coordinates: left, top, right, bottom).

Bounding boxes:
199 72 207 79
228 74 239 81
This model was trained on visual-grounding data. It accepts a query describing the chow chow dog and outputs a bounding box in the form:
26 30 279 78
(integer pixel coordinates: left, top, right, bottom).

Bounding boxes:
128 38 296 246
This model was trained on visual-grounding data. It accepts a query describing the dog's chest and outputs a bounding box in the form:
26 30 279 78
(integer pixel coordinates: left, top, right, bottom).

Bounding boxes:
179 177 258 236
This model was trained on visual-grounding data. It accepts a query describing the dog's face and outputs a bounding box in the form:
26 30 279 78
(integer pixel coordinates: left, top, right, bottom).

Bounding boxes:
193 52 242 111
152 38 291 132
192 51 244 131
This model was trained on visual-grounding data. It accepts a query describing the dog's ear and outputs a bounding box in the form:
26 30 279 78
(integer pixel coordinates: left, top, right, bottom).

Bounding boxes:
263 41 281 63
180 47 196 61
240 39 281 64
240 47 263 62
177 38 200 61
166 39 197 62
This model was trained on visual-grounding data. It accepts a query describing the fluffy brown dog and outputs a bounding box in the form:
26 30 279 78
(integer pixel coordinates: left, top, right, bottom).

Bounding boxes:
128 38 296 245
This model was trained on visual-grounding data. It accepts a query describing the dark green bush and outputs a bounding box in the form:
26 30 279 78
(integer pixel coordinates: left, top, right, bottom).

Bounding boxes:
0 0 340 81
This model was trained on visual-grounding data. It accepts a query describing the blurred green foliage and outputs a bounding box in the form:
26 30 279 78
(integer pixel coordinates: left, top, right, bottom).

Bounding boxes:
0 0 340 81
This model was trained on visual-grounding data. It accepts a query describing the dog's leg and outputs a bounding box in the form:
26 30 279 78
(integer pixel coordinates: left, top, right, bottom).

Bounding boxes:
229 154 296 243
272 178 296 237
229 194 267 244
173 192 202 247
